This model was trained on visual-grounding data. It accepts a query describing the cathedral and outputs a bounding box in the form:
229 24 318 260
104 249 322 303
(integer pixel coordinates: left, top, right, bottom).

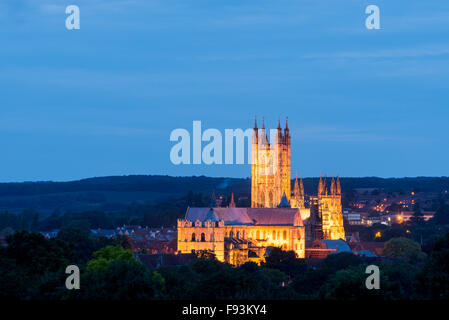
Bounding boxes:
177 118 345 265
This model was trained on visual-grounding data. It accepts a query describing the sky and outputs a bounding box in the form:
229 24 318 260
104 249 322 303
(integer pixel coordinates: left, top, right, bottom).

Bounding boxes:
0 0 448 182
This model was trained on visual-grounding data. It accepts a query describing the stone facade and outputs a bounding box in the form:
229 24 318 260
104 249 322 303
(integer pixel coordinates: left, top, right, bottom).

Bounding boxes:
177 207 305 265
251 118 291 208
176 118 345 265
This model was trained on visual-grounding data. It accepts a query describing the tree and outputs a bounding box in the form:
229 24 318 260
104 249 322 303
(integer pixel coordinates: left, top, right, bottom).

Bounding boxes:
416 232 449 299
382 237 426 262
381 260 420 299
0 227 14 238
433 199 449 225
319 265 387 300
0 211 20 230
290 252 363 299
157 264 200 299
78 259 165 300
57 226 123 263
86 245 133 272
19 209 39 231
4 231 73 274
116 234 133 251
410 202 424 226
0 231 73 299
262 247 307 278
320 252 363 273
57 226 96 263
30 212 39 231
291 268 329 298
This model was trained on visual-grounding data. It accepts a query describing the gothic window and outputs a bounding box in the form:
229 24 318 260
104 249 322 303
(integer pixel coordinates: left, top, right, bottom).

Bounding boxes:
191 233 196 241
269 192 273 207
236 231 240 239
201 233 206 242
283 230 287 240
256 230 260 239
260 192 265 208
230 231 234 238
272 230 276 240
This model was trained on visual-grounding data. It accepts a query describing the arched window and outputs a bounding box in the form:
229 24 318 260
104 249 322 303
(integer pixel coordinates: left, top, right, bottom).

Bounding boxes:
230 231 234 238
236 231 240 239
260 192 265 208
210 233 214 242
283 230 287 240
191 233 196 241
201 233 206 242
272 230 276 240
256 230 260 239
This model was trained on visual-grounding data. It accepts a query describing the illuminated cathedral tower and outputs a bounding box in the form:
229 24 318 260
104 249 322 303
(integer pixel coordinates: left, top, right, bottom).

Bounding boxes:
251 118 291 208
317 175 345 240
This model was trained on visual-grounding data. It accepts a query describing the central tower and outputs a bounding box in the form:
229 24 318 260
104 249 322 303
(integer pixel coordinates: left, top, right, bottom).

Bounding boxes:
251 118 291 208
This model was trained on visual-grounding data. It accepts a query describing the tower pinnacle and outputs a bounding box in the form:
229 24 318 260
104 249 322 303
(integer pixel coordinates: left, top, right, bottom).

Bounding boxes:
318 174 323 195
229 192 236 208
331 176 336 195
294 174 299 196
336 175 341 195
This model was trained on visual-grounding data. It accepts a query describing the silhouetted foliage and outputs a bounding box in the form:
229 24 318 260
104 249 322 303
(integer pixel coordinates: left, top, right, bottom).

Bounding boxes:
0 231 73 299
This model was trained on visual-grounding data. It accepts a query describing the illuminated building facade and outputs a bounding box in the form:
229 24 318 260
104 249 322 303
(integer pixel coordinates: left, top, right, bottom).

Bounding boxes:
177 118 345 265
311 175 345 240
177 206 305 265
251 118 291 208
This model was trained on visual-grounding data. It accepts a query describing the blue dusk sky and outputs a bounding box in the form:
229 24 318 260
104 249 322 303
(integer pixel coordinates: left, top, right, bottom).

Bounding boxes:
0 0 448 182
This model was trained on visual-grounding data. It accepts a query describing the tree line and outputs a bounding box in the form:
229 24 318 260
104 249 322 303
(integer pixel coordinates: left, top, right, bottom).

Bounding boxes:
2 228 449 300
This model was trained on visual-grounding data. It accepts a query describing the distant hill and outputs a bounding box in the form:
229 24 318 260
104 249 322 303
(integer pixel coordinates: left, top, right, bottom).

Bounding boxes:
0 175 250 214
0 175 447 213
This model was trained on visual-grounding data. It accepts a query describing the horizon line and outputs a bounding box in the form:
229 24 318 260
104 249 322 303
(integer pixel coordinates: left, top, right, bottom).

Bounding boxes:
1 173 448 184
